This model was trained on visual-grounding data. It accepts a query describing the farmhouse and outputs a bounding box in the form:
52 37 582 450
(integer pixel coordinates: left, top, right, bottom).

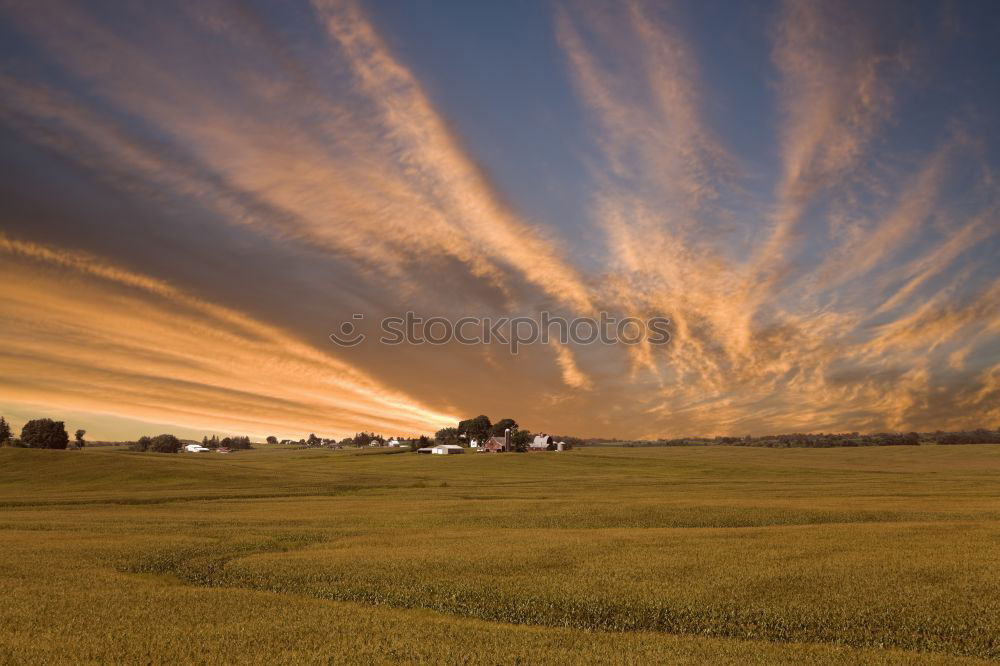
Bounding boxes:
184 443 210 453
431 444 464 455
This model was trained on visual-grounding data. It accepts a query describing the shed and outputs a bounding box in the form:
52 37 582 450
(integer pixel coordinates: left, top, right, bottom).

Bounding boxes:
431 444 464 455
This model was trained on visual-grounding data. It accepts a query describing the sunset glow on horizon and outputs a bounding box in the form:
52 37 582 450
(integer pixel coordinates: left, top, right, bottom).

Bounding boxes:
1 0 998 441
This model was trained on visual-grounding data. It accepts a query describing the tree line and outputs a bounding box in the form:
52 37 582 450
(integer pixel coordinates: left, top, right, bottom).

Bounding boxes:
619 429 1000 448
201 435 253 450
3 413 996 453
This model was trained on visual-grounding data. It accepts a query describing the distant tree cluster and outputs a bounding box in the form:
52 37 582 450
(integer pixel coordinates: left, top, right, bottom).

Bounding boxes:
434 427 460 445
933 429 1000 445
19 418 70 449
266 432 388 448
130 434 182 453
457 415 493 445
201 435 253 450
547 434 586 448
349 432 384 447
509 429 533 452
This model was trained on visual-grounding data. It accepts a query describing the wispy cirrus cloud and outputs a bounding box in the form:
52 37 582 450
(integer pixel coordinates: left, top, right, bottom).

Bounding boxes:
553 0 1000 435
0 232 457 437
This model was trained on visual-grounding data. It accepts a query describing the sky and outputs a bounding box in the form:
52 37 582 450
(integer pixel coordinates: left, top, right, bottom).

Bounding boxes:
1 0 999 441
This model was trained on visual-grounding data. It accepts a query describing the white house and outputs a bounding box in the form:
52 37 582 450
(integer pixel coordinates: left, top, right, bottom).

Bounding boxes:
431 444 464 455
185 444 210 453
386 438 401 447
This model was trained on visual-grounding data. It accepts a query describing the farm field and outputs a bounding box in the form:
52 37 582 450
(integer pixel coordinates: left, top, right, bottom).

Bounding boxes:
1 444 999 664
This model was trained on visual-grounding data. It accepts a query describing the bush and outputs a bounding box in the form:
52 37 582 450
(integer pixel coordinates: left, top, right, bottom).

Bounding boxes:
130 434 182 453
20 419 69 449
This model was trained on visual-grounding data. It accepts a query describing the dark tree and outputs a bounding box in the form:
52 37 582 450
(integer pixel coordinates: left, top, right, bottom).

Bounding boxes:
0 416 11 445
20 419 69 449
435 427 460 445
510 429 533 453
74 429 86 448
130 434 182 453
490 418 518 436
458 415 492 445
228 436 252 450
307 433 321 447
266 436 278 445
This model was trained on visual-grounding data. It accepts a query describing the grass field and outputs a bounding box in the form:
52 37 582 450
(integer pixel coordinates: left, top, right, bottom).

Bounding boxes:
1 444 999 664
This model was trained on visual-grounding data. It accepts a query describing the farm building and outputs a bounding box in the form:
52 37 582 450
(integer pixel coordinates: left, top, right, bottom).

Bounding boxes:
184 444 210 453
386 438 401 447
431 444 464 455
529 434 566 451
416 447 434 454
531 434 553 450
481 432 509 452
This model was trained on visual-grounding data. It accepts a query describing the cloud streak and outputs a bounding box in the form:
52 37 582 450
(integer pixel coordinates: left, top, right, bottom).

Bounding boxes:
0 232 458 437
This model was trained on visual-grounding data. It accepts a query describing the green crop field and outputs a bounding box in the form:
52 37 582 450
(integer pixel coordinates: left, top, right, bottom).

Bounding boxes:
1 444 999 664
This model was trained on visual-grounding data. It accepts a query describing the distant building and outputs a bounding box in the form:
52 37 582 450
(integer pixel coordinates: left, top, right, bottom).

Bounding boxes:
531 434 553 451
431 444 464 455
386 438 401 447
481 430 510 453
185 444 210 453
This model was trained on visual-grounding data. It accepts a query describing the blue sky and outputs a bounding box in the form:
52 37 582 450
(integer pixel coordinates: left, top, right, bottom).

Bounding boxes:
1 0 999 440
